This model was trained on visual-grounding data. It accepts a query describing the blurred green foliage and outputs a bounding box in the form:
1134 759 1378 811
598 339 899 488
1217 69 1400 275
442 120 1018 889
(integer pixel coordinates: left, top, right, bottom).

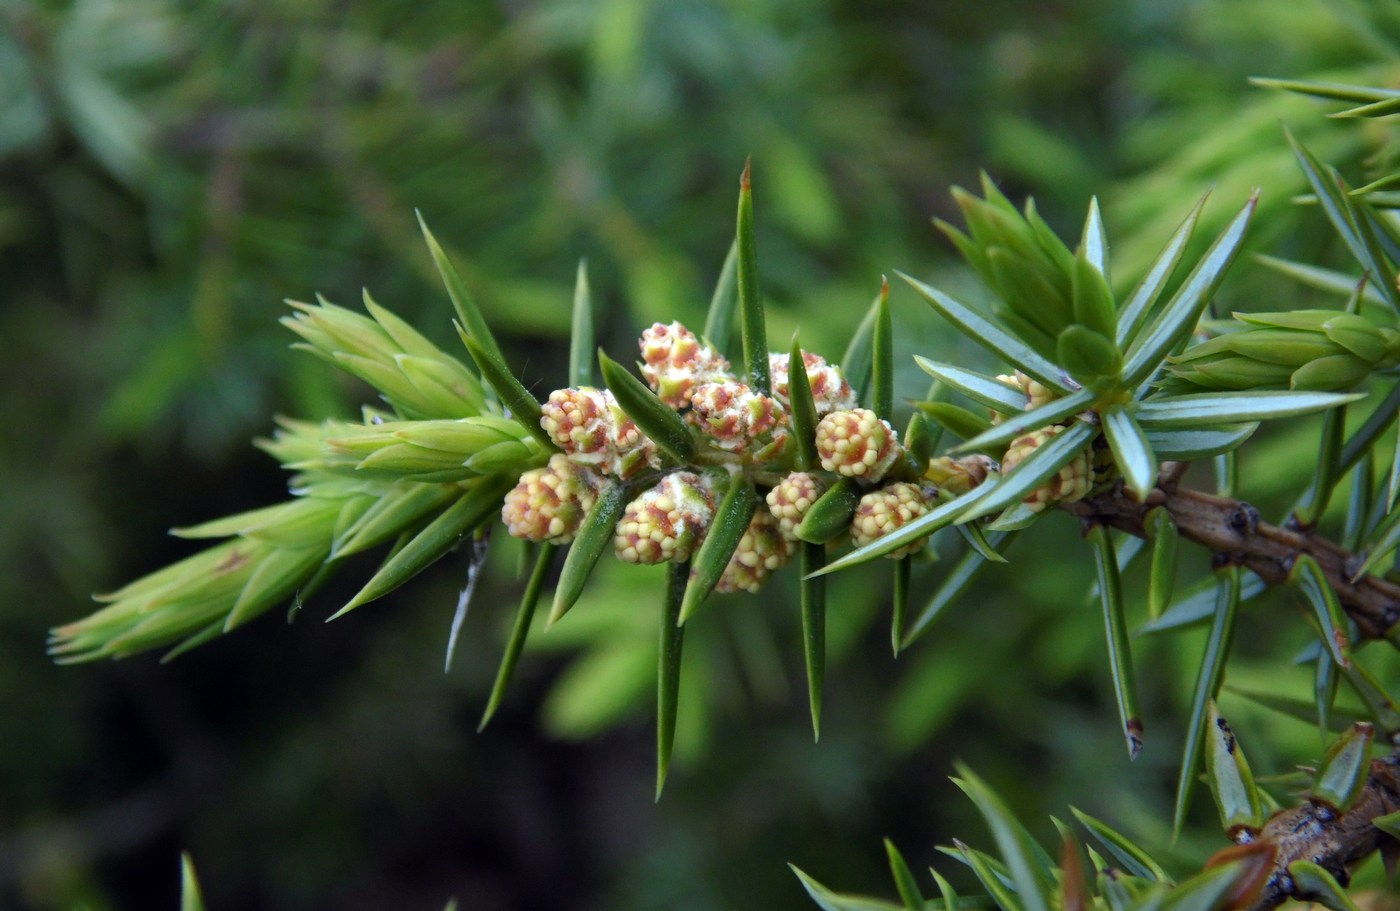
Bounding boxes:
8 0 1400 909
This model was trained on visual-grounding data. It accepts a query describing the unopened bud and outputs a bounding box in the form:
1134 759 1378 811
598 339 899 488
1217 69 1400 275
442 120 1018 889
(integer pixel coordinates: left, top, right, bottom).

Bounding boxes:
924 454 997 495
765 472 828 540
502 454 604 543
689 380 787 454
851 482 936 558
1001 425 1092 512
715 508 792 593
614 472 714 564
815 408 900 481
540 386 660 479
769 351 856 417
639 322 733 407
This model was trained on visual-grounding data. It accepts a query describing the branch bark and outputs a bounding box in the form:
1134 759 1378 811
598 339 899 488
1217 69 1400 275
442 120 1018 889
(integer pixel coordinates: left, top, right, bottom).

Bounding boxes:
1059 468 1400 908
1061 466 1400 641
1237 750 1400 911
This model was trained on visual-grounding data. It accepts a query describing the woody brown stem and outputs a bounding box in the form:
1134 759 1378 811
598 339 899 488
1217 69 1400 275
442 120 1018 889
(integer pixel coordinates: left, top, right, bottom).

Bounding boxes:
1237 750 1400 911
1061 466 1400 908
1061 466 1400 641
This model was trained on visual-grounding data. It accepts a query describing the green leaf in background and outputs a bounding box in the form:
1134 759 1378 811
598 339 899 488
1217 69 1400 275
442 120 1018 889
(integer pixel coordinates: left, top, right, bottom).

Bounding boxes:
884 839 925 911
1087 526 1143 760
790 865 907 911
843 290 881 410
1351 499 1400 579
953 764 1054 911
598 351 696 463
1223 685 1369 733
1293 401 1346 527
902 534 1013 650
1337 655 1400 735
931 867 961 911
736 159 770 394
1373 809 1400 839
1287 131 1400 312
1069 807 1171 883
180 854 205 911
1250 76 1400 105
948 842 1023 911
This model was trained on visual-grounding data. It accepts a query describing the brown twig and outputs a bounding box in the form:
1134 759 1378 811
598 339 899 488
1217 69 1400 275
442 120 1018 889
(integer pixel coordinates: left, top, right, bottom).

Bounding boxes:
1234 750 1400 911
1059 466 1400 908
1061 466 1400 640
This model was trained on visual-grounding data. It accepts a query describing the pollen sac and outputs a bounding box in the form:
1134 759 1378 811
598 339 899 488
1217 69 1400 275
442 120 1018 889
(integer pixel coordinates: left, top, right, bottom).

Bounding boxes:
614 472 715 564
850 482 936 559
540 386 660 479
639 321 733 408
924 454 997 495
715 508 792 593
688 380 787 455
501 454 604 543
765 471 828 540
815 408 900 481
769 350 856 417
1001 424 1092 512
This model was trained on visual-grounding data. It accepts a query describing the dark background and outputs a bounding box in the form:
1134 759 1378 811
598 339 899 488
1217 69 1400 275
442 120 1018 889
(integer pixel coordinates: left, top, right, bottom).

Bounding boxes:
4 1 1399 908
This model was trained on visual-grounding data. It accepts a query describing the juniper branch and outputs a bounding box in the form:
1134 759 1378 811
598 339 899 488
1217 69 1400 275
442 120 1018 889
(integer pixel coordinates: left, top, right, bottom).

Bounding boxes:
1063 465 1400 641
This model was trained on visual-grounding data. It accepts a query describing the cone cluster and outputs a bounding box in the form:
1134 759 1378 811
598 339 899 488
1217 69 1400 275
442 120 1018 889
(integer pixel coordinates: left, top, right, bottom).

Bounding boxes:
500 321 1006 589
